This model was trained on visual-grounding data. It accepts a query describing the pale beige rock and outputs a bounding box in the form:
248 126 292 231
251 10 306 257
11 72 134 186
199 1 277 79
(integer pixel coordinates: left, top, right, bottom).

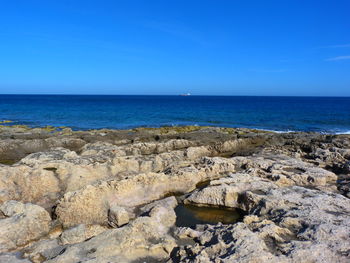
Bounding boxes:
107 205 129 227
122 139 194 155
232 154 337 188
174 186 350 262
172 223 287 263
79 141 126 158
0 253 31 263
139 196 178 214
55 172 194 227
242 187 350 262
185 173 278 209
0 139 207 208
55 157 237 227
185 146 211 160
60 224 107 245
213 139 252 153
23 239 66 263
45 199 178 263
0 201 51 253
0 136 240 211
0 200 27 216
174 227 202 239
1 126 349 261
0 164 61 208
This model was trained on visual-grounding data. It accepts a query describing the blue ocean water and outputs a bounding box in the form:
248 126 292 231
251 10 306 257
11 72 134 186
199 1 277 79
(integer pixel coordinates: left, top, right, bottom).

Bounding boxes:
0 95 350 134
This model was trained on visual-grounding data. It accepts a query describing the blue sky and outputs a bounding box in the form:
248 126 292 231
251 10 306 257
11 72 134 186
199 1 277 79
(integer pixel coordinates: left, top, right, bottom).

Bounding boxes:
0 0 350 96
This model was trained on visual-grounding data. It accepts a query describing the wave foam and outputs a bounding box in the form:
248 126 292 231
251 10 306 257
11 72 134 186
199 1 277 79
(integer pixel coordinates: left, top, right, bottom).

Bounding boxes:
335 131 350 135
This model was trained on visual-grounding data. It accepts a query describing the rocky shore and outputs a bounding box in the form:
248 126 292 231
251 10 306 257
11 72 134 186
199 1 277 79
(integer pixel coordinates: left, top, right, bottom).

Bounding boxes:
0 125 349 262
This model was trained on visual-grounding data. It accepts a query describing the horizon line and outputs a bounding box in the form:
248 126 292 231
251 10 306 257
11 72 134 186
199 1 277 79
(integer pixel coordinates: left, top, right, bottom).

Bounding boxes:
0 94 350 98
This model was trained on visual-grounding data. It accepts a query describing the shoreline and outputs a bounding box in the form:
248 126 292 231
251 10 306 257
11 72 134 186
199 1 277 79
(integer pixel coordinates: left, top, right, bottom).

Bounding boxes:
1 121 350 135
0 124 349 262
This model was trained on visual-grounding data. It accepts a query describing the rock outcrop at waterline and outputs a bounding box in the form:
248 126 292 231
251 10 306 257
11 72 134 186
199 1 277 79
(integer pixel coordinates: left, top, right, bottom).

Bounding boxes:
0 125 349 262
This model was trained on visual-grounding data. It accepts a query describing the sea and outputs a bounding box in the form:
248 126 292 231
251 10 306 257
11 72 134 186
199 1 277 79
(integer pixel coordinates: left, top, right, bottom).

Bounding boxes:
0 95 350 134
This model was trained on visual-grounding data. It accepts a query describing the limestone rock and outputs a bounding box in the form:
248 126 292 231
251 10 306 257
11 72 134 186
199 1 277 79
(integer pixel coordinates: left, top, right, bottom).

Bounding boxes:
184 173 278 209
55 157 237 227
139 196 178 215
241 187 350 262
0 253 31 263
0 201 51 253
173 186 350 262
0 164 61 208
60 224 107 245
44 199 177 263
108 205 129 227
23 239 66 263
185 146 211 160
0 126 349 261
172 223 287 263
232 154 337 188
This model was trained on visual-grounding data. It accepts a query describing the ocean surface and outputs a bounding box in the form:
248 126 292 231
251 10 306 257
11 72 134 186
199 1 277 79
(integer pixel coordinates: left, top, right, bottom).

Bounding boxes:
0 95 350 134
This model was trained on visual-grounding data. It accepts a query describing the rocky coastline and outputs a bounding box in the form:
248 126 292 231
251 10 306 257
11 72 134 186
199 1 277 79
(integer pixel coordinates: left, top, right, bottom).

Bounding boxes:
0 125 349 262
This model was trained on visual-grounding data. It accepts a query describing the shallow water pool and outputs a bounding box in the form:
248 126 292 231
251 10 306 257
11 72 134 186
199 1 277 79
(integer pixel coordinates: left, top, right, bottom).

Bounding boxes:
175 204 244 227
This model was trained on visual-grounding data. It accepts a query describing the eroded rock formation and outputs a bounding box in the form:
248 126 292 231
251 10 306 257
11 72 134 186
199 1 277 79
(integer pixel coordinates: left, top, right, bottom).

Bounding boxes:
0 125 349 262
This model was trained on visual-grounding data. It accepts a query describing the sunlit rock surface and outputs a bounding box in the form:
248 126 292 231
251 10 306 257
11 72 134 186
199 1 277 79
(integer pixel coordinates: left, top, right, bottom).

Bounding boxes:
0 125 349 262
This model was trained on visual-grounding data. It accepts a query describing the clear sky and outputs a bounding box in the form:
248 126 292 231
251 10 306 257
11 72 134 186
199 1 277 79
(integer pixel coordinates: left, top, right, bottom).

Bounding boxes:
0 0 350 96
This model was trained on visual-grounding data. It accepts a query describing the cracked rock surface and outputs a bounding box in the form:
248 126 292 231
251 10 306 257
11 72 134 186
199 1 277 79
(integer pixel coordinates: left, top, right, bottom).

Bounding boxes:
0 125 349 262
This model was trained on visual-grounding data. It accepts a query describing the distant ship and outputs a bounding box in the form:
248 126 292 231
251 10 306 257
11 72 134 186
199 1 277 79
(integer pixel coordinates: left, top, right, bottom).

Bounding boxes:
180 93 191 96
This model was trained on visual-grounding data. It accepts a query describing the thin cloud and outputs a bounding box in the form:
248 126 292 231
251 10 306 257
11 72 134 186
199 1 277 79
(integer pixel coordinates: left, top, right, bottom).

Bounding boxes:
325 55 350 61
318 43 350 49
329 44 350 48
